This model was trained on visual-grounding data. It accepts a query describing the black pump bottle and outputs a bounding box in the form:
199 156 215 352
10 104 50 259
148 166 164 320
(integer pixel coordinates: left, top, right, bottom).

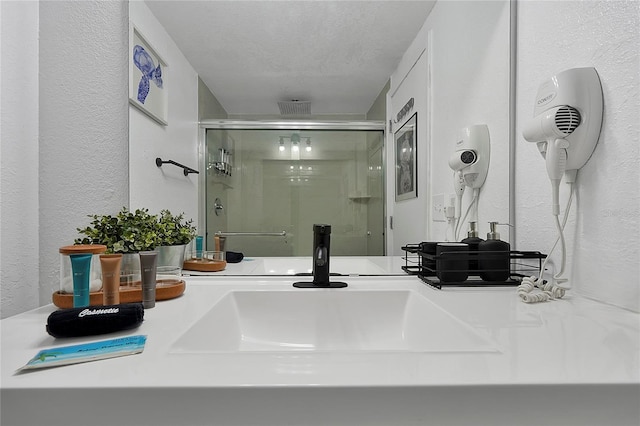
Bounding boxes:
478 222 511 282
460 221 484 274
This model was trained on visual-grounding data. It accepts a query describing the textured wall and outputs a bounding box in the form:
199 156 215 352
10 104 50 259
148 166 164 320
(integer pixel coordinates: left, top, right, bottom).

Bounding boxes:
0 1 40 318
129 1 199 227
387 0 511 254
388 52 429 254
38 1 129 306
515 1 640 311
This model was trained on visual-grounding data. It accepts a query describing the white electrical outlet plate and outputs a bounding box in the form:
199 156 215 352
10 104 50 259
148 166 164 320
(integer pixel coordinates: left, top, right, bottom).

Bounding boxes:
432 194 445 222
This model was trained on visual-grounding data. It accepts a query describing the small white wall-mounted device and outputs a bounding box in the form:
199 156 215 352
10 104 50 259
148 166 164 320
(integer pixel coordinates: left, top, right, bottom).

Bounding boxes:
447 125 490 241
518 67 604 304
448 124 490 189
522 67 603 182
522 67 603 215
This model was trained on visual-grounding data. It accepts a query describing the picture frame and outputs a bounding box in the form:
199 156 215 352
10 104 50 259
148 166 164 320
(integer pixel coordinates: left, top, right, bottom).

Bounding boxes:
129 25 168 126
394 112 418 201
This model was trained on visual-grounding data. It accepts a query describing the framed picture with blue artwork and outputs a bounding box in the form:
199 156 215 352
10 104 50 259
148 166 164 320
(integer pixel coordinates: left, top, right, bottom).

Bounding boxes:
129 25 168 125
394 112 417 201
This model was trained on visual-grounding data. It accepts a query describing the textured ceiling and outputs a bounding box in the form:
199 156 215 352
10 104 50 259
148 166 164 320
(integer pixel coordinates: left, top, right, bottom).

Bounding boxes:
144 0 436 116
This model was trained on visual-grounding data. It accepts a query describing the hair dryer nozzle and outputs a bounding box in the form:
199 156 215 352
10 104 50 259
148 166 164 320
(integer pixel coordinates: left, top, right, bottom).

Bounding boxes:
448 150 477 171
522 105 581 143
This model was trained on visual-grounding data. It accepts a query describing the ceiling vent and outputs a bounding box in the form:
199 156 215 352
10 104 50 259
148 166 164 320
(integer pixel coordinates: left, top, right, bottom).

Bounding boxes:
278 100 311 115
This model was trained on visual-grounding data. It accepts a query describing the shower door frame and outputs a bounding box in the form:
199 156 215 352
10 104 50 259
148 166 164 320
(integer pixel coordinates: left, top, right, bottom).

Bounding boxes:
198 120 387 255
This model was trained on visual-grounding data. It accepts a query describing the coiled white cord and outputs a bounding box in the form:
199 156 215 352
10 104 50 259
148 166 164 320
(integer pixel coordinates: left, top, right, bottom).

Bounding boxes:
518 180 575 303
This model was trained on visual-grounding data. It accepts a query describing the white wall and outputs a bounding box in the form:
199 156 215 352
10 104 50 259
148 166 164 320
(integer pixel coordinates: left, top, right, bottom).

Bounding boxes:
129 1 199 225
515 0 640 312
387 51 429 254
1 0 203 318
39 1 130 312
387 0 511 255
0 1 40 318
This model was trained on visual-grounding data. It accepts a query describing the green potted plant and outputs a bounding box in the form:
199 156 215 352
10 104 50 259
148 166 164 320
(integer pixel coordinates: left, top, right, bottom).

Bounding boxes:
156 210 197 246
156 210 197 269
75 207 160 284
75 207 160 253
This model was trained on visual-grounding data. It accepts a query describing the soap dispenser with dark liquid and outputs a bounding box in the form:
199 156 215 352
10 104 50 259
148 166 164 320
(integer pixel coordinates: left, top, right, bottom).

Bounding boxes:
461 221 484 274
478 222 511 282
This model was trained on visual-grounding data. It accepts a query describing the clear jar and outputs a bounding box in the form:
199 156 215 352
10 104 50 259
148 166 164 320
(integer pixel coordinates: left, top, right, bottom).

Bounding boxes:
58 244 107 294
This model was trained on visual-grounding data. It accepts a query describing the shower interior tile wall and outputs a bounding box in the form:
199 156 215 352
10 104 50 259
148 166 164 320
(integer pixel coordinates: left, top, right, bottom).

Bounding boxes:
209 131 379 257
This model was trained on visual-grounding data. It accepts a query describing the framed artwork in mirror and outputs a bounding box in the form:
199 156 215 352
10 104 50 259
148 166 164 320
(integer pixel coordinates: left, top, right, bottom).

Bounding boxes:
394 112 417 201
129 25 168 126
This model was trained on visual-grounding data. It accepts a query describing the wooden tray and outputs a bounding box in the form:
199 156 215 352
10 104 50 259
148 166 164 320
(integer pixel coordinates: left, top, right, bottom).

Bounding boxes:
182 259 227 272
52 279 185 309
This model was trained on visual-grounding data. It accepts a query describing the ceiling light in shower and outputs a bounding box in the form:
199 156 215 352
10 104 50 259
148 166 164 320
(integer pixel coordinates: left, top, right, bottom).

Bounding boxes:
291 133 300 152
279 133 311 155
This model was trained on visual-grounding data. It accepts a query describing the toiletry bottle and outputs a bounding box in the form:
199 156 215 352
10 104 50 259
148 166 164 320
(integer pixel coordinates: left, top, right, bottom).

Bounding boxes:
436 242 469 283
70 253 93 307
139 251 158 309
460 221 484 275
100 254 122 305
195 236 203 258
478 222 511 282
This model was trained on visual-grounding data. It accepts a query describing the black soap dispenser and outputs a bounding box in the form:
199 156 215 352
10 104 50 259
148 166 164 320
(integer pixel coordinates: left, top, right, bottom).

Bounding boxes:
478 222 511 282
461 221 484 274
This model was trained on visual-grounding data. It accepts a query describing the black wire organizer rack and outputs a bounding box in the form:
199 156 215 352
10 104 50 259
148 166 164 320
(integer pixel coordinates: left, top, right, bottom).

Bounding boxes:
401 242 547 289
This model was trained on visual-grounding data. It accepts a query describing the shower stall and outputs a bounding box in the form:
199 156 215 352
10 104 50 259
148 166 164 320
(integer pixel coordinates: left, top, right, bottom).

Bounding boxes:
199 121 386 257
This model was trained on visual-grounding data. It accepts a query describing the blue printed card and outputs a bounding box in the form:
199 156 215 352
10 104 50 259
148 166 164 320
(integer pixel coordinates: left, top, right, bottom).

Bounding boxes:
19 335 147 372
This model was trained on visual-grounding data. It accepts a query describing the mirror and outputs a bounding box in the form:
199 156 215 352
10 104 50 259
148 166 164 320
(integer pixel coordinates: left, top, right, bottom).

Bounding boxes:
0 0 513 319
202 126 385 260
130 0 514 275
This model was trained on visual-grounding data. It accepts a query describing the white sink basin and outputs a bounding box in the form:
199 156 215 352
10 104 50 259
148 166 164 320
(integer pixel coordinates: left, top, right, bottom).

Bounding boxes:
171 289 497 353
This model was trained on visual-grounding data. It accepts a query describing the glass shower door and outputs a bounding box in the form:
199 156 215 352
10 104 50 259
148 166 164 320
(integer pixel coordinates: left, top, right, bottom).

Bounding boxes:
204 127 384 257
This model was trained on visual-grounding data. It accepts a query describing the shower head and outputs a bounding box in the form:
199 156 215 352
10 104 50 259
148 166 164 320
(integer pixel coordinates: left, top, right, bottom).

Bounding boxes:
278 100 311 115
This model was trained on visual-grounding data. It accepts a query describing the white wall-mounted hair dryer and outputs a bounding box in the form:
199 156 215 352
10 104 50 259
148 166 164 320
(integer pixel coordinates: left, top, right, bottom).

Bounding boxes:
448 124 490 189
522 67 603 215
448 125 490 240
518 67 604 304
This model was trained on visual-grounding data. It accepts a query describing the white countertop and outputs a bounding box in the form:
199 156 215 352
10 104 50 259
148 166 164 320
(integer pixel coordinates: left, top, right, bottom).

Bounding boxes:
183 255 410 276
2 275 639 426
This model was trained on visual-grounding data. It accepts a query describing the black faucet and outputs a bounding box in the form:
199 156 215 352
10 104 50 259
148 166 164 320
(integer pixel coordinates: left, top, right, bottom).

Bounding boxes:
293 224 347 288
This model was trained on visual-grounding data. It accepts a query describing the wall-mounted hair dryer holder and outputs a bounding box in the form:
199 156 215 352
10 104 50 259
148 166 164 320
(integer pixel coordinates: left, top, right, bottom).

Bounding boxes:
522 67 603 173
448 125 490 189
